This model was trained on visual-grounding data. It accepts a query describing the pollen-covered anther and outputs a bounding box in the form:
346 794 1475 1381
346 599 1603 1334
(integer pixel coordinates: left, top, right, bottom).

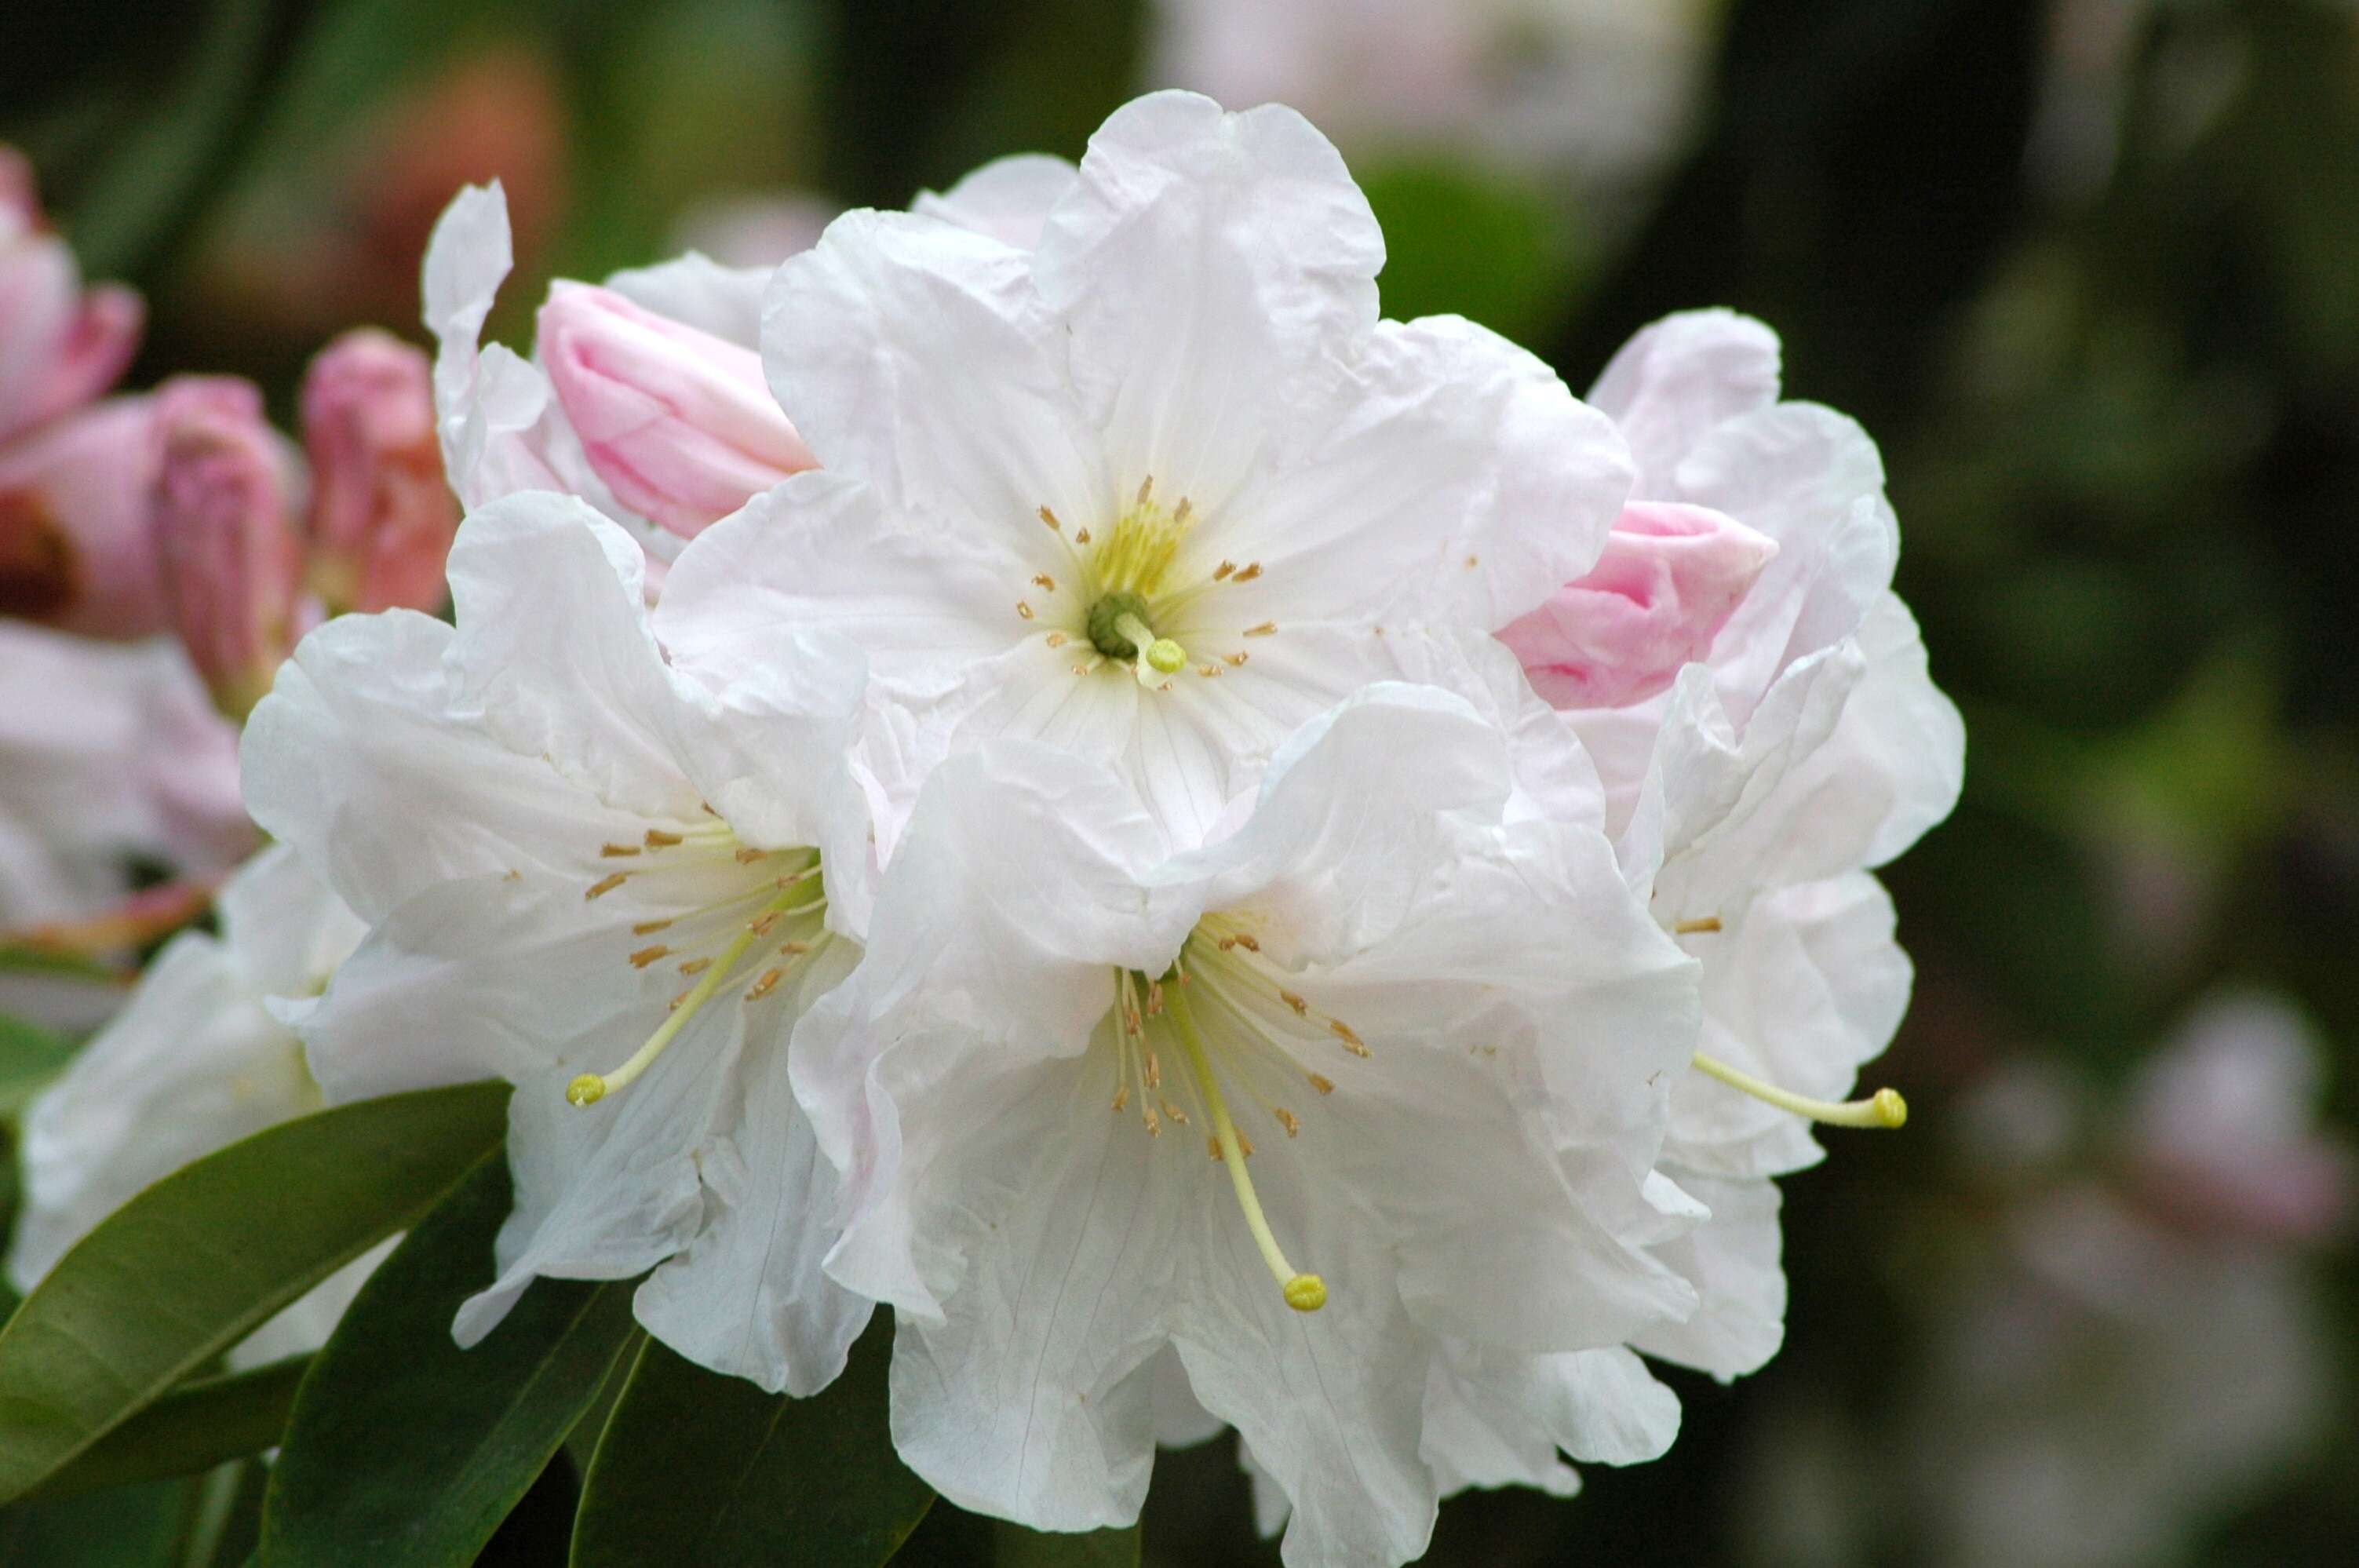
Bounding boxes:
1146 980 1165 1016
1329 1019 1369 1056
1223 651 1249 667
632 918 673 935
735 846 767 864
1075 527 1092 545
780 940 809 956
585 872 628 900
628 944 669 968
1214 560 1235 580
1243 622 1277 637
1279 990 1308 1017
1016 600 1035 620
644 828 684 848
1231 932 1260 953
1112 1085 1131 1113
749 910 781 937
1032 574 1056 592
1038 505 1062 533
1143 1107 1161 1137
746 968 783 1001
1198 664 1221 677
1307 1072 1335 1096
1046 631 1069 647
1231 562 1262 583
1673 915 1723 935
678 957 711 975
600 843 642 858
1161 1099 1188 1125
1274 1107 1300 1137
1144 1048 1162 1089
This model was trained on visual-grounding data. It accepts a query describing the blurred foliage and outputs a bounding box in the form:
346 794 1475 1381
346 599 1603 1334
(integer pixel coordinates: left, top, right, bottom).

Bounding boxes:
2 0 2355 1562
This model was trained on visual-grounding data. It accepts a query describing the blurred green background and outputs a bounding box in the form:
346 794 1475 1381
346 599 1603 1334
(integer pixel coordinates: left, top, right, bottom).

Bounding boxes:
4 0 2354 1563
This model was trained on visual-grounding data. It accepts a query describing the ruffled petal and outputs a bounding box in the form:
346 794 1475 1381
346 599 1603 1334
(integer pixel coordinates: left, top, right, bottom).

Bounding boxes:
1587 309 1782 494
912 153 1078 253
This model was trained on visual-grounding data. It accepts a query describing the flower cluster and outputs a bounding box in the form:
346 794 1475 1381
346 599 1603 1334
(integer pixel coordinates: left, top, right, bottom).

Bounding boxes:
238 91 1958 1566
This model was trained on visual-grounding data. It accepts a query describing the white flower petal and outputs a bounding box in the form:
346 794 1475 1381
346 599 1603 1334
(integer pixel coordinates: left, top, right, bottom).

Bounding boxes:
912 153 1078 253
1586 308 1782 494
1034 90 1384 512
1631 1172 1786 1381
606 251 771 348
763 212 1109 527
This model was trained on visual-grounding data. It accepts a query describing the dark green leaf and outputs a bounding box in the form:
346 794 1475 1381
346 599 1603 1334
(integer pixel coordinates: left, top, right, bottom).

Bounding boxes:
0 1081 510 1504
261 1152 639 1568
572 1316 932 1568
25 1358 306 1501
994 1519 1143 1568
0 1013 75 1121
0 1475 202 1567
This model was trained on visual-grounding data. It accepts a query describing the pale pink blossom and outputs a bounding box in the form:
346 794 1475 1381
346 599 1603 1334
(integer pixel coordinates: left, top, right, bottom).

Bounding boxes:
0 396 170 638
299 328 458 614
538 281 815 539
0 148 144 446
1497 499 1775 708
150 377 310 719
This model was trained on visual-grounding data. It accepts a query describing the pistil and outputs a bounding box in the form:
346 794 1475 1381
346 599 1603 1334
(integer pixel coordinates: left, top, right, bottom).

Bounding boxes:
1690 1051 1907 1129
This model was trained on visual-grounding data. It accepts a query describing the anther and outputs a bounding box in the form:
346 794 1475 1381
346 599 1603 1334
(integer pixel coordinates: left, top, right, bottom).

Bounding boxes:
735 846 767 864
1280 990 1308 1016
1691 1052 1909 1130
600 843 642 858
1274 1107 1300 1137
1017 600 1035 620
644 828 684 848
1161 1099 1188 1125
1144 1108 1161 1137
1214 560 1235 580
629 945 669 968
1144 1048 1162 1089
780 940 809 956
1231 563 1262 583
1076 527 1091 545
1244 622 1277 637
746 968 784 1001
1146 980 1165 1016
1232 933 1260 953
585 872 628 900
1046 631 1069 647
632 919 673 935
1673 916 1723 935
1136 476 1154 505
1113 1085 1131 1113
1172 498 1193 524
749 911 781 936
1033 574 1056 592
1329 1019 1369 1056
1307 1073 1335 1096
1039 505 1062 532
679 957 711 975
1223 651 1249 667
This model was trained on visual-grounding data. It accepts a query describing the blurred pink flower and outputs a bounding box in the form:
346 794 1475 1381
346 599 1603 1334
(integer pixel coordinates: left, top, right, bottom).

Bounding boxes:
0 396 170 638
1498 499 1776 708
0 148 144 447
299 328 457 614
538 281 815 539
149 377 310 720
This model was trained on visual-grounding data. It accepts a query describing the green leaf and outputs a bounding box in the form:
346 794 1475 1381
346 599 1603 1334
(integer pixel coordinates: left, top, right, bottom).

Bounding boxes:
994 1519 1143 1567
0 1014 76 1120
24 1358 306 1502
572 1317 932 1568
0 1475 203 1566
0 1081 510 1505
261 1150 639 1568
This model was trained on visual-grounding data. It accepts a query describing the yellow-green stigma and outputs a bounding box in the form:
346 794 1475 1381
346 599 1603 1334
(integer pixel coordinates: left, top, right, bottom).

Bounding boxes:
1691 1051 1908 1129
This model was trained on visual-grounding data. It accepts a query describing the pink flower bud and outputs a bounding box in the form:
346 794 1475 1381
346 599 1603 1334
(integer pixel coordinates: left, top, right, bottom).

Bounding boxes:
538 281 814 538
0 148 144 444
298 328 458 613
149 377 309 719
0 396 170 637
1498 500 1777 709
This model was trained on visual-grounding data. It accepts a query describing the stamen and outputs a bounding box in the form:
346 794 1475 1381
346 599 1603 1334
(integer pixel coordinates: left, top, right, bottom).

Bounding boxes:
1231 562 1262 583
1039 505 1062 533
1214 560 1235 580
1017 600 1035 620
600 843 641 858
1136 476 1154 506
1075 527 1091 545
679 957 711 975
632 919 673 935
746 968 784 1001
584 872 628 901
1168 989 1325 1313
735 846 767 865
1279 990 1308 1016
628 945 669 968
1673 916 1723 935
1113 1085 1131 1113
1307 1072 1334 1096
644 828 684 849
1274 1107 1300 1137
1046 631 1069 648
1160 1098 1189 1125
1223 651 1249 667
1329 1019 1369 1056
1243 622 1277 638
1690 1052 1907 1129
1033 574 1056 592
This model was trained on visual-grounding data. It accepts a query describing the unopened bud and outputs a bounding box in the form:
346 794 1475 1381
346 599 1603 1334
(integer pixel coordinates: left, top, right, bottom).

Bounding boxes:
538 281 814 538
0 147 144 445
0 396 170 636
149 377 308 720
1498 501 1778 709
299 328 458 614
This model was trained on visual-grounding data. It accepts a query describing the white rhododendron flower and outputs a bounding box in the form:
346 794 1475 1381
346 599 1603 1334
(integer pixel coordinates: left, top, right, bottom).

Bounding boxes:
793 685 1701 1567
1504 309 1963 1380
7 845 381 1367
242 492 878 1394
658 89 1633 851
